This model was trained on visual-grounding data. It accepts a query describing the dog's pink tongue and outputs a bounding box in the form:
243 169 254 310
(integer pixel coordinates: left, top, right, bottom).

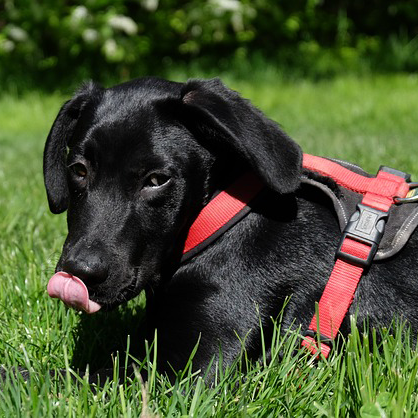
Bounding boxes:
47 272 101 314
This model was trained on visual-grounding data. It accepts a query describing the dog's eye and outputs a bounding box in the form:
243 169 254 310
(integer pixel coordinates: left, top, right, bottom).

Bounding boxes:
144 173 170 188
70 163 88 178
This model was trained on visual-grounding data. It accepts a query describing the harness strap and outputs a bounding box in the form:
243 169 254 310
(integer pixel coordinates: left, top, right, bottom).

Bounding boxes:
181 171 264 262
181 153 411 359
301 154 410 357
303 154 410 211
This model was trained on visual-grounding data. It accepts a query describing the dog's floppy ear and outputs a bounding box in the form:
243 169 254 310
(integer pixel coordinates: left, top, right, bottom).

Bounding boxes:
43 82 102 214
180 78 302 194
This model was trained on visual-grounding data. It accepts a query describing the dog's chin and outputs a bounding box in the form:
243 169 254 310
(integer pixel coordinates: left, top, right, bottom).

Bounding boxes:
89 274 145 312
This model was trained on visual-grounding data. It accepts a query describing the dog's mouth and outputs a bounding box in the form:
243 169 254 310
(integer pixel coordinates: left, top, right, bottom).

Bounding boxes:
47 272 102 314
47 270 143 313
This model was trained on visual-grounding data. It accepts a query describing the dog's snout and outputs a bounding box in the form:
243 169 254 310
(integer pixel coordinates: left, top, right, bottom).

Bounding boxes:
62 253 108 288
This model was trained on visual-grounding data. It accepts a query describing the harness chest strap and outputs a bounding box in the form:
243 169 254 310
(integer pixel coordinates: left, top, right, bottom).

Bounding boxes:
182 154 412 359
301 154 410 358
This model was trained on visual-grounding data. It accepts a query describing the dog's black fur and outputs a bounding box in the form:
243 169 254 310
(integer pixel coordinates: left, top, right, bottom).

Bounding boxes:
43 77 418 379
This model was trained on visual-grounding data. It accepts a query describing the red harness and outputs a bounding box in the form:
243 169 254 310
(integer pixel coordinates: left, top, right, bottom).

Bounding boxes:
181 153 412 358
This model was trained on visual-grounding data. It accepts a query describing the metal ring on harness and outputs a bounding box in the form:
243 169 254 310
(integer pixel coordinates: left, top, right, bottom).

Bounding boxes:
395 182 418 204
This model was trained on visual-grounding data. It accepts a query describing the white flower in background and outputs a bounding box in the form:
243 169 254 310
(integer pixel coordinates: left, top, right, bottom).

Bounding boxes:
71 6 89 24
141 0 159 12
104 39 117 58
208 0 254 32
8 25 28 42
0 39 14 52
108 15 138 35
210 0 241 13
83 29 99 44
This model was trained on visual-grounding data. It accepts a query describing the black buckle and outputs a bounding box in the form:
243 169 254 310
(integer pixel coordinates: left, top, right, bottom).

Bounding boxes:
303 329 332 344
336 203 388 268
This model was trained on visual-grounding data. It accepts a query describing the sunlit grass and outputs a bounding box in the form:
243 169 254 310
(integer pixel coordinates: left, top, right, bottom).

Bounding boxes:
1 73 418 416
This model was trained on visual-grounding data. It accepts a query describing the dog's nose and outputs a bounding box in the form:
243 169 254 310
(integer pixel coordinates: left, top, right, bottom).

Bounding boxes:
62 254 108 288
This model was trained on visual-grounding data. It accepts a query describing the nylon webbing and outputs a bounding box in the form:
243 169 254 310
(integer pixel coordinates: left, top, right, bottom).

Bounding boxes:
182 171 264 257
302 153 410 358
180 153 410 360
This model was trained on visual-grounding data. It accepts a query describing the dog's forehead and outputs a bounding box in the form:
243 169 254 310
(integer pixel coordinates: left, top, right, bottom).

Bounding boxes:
95 78 182 121
94 88 165 125
74 88 192 170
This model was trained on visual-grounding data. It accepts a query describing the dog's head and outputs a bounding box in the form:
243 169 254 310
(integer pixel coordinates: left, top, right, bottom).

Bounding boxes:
44 77 302 311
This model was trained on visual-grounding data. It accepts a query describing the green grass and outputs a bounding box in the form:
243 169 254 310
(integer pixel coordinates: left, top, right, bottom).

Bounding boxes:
1 73 418 416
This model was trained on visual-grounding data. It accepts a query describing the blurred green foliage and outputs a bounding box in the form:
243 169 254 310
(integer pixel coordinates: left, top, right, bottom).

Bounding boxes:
1 0 418 90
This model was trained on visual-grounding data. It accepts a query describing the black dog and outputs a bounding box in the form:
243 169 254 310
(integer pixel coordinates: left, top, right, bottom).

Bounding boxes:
43 77 418 379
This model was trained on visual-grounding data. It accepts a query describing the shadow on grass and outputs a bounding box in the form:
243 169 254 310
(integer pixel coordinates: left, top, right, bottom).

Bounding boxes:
70 296 147 373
